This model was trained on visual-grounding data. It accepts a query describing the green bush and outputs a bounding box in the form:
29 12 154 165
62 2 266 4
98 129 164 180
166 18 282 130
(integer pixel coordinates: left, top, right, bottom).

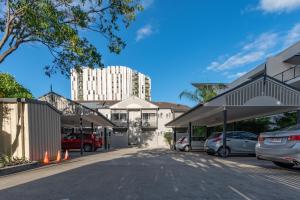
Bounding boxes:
164 132 173 149
0 154 30 168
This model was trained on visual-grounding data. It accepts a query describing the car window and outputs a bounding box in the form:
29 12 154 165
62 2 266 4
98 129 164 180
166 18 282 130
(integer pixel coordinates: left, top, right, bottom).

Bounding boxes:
65 135 77 139
240 132 258 140
227 132 242 139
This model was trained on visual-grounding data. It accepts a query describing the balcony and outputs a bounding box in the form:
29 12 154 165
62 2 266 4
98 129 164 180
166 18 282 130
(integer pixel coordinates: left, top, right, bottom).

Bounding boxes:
141 112 157 129
273 65 300 83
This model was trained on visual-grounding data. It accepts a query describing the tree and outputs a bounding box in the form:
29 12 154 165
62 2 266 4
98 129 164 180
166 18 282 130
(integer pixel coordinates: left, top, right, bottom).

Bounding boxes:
0 0 142 76
274 112 297 130
179 84 224 103
0 73 33 98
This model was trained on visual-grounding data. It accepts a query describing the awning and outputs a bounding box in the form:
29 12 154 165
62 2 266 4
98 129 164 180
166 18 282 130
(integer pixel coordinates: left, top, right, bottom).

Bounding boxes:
167 75 300 127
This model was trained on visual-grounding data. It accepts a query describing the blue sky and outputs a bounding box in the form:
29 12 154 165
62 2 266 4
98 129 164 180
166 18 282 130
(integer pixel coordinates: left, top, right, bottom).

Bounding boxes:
2 0 300 107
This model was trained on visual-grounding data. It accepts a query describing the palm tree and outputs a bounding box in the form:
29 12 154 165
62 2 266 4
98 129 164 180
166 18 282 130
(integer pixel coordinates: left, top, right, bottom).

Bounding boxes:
179 84 226 103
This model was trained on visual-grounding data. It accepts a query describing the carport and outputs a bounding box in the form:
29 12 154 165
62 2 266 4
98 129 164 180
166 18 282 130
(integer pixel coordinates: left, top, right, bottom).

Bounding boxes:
167 75 300 156
39 92 115 155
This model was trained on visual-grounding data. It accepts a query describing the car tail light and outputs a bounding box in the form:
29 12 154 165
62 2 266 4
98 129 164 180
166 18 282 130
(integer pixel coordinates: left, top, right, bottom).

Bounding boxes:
213 136 222 142
258 135 265 143
288 135 300 141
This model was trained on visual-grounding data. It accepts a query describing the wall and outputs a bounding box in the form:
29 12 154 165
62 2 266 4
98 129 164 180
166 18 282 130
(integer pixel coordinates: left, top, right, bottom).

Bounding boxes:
27 102 61 161
0 100 61 161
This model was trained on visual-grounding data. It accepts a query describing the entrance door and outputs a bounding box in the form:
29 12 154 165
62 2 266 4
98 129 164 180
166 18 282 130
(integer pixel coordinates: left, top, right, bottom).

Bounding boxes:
128 110 142 145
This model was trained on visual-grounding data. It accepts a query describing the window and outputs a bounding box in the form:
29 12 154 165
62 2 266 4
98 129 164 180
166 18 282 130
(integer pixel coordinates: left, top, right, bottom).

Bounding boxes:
227 132 243 139
112 113 119 121
240 132 258 141
111 113 127 121
142 113 155 120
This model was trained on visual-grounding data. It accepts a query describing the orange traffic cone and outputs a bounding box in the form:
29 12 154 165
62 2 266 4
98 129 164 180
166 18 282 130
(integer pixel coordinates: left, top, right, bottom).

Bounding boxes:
56 150 61 162
63 150 69 160
43 151 49 164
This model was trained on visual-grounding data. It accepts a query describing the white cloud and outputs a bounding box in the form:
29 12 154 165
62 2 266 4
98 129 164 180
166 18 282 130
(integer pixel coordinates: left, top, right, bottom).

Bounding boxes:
136 24 153 41
207 32 278 72
285 23 300 47
227 72 247 79
141 0 154 9
259 0 300 13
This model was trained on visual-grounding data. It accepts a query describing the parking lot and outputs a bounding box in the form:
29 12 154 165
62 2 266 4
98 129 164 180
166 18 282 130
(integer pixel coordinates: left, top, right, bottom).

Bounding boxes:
0 148 299 200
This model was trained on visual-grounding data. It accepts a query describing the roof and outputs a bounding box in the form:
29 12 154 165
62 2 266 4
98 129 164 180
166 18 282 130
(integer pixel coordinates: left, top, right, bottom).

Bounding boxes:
166 75 300 127
191 83 228 89
152 102 190 112
38 92 115 127
75 99 190 112
0 98 61 114
77 100 119 109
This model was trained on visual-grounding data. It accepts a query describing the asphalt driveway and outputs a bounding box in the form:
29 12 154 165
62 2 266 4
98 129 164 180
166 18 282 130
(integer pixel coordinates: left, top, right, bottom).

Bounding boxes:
0 148 299 200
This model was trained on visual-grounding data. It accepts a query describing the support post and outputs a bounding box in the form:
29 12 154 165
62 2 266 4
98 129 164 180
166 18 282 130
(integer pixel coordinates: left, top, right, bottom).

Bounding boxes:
189 122 192 150
222 108 227 158
104 127 107 150
91 122 94 151
297 110 300 129
80 117 83 156
173 127 177 150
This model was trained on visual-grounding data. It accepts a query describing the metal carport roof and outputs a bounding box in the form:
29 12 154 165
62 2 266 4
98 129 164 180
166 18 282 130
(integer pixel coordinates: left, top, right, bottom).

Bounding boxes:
166 75 300 128
39 92 115 127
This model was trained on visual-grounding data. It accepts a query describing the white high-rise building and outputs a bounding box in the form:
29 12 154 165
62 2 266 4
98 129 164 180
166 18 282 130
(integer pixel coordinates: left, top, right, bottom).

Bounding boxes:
71 66 151 101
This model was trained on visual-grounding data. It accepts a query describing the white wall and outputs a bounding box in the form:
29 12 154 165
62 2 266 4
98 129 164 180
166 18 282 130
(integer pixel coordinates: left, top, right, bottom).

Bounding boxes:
71 66 151 101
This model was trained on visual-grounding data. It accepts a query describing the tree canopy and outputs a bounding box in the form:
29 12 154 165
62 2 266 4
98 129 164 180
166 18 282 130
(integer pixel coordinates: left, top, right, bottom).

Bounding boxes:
179 85 220 103
0 73 33 98
0 0 142 76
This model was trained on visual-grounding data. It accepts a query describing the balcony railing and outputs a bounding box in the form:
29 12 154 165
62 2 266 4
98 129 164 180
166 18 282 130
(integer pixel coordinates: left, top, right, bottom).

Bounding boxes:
273 65 300 83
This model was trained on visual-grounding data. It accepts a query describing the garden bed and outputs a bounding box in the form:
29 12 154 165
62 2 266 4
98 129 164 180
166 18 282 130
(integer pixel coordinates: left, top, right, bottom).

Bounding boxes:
0 161 40 176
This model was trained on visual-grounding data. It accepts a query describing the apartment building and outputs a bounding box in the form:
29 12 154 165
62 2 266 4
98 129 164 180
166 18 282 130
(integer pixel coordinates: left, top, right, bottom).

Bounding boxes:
71 66 151 101
78 96 189 148
221 41 300 93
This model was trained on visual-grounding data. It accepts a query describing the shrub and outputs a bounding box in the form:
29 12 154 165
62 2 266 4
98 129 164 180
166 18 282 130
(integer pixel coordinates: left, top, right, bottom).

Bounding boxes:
164 132 173 149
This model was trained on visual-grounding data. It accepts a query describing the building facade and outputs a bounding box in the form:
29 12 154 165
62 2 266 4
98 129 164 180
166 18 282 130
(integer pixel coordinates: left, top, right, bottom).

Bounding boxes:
78 96 189 148
220 41 300 93
71 66 151 101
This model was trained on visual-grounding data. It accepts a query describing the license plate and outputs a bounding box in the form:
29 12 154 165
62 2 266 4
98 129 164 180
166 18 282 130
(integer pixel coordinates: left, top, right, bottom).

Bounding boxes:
270 138 282 143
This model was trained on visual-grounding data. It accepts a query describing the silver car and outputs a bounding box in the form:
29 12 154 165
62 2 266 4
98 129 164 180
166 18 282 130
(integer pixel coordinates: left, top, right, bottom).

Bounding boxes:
204 131 258 157
175 136 191 152
256 126 300 168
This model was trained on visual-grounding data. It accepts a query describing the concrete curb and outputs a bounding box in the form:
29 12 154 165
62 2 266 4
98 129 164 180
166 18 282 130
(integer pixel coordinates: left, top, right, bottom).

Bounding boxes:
0 162 40 176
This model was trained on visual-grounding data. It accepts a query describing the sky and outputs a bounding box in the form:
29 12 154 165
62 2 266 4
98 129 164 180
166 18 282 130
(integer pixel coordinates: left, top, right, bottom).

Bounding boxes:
2 0 300 107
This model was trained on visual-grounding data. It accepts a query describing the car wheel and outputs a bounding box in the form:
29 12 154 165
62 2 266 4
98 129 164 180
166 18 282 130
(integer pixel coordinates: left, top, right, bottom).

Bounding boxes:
217 146 230 157
184 145 190 152
272 161 295 169
83 144 92 152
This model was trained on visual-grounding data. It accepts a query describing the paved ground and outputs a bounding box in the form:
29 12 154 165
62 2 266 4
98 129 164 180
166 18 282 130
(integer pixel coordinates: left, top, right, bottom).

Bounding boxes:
0 148 300 200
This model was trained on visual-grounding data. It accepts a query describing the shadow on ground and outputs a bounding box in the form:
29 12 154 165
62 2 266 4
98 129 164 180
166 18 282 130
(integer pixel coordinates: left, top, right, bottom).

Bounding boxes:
0 148 299 200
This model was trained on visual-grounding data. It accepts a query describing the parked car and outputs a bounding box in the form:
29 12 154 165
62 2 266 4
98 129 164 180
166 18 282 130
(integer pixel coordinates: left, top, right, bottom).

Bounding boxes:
256 125 300 168
62 133 103 152
204 131 258 157
175 136 191 152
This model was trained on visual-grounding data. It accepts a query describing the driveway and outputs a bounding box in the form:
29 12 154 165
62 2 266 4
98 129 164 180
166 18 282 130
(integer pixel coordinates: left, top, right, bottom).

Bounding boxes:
0 148 299 200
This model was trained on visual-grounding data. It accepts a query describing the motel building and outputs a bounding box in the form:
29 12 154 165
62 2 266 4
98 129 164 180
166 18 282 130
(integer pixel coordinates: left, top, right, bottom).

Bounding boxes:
167 41 300 152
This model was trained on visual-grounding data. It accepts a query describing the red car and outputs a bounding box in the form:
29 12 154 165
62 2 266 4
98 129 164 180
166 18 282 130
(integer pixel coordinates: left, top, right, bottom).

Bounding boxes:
62 133 103 152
